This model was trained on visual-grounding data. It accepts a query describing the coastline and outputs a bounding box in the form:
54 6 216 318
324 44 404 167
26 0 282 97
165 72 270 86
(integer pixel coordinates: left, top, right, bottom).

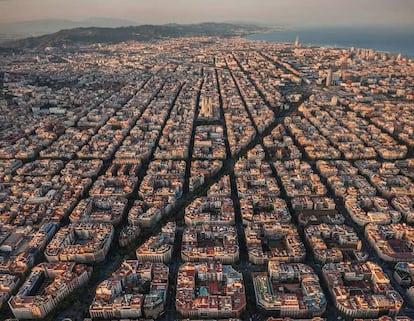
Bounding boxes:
244 26 414 59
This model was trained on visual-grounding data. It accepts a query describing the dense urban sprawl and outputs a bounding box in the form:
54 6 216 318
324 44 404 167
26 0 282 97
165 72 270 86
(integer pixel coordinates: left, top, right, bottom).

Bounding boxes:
0 36 413 321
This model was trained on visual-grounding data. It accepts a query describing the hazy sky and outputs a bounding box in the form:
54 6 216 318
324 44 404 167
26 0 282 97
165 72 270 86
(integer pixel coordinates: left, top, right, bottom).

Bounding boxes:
1 0 414 27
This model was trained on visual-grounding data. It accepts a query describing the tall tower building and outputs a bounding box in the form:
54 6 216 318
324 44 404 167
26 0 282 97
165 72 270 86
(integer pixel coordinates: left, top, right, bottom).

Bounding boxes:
294 36 300 48
326 68 333 87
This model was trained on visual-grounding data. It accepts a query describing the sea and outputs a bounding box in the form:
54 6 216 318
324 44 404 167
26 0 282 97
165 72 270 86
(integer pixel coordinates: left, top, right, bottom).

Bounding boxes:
246 26 414 59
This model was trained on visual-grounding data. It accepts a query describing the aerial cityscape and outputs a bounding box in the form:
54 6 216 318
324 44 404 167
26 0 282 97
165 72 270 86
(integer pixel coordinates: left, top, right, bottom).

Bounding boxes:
0 1 414 321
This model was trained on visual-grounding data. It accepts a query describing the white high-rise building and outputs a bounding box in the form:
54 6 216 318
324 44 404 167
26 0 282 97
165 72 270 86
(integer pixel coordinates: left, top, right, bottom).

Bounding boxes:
326 68 333 87
294 36 300 48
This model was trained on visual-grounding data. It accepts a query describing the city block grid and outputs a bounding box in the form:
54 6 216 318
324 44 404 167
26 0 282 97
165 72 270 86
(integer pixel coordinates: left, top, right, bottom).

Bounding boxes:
0 37 413 321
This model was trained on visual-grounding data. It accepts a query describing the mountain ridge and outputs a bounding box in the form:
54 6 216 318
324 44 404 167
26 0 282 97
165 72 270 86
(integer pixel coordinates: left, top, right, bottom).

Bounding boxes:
0 18 140 38
0 23 269 49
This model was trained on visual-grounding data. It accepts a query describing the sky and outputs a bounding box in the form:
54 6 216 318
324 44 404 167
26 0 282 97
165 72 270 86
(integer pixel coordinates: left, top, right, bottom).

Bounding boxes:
1 0 414 27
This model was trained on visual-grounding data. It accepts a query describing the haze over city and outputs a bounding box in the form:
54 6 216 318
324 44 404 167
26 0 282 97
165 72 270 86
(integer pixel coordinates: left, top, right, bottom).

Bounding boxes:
1 0 414 27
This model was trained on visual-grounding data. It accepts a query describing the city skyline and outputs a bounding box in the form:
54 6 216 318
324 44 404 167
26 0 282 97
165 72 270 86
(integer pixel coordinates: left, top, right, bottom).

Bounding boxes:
1 0 414 27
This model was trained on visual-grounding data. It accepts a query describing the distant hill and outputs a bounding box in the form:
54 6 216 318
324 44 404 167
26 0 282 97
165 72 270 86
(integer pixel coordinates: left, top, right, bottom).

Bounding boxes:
0 23 268 49
0 18 139 41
